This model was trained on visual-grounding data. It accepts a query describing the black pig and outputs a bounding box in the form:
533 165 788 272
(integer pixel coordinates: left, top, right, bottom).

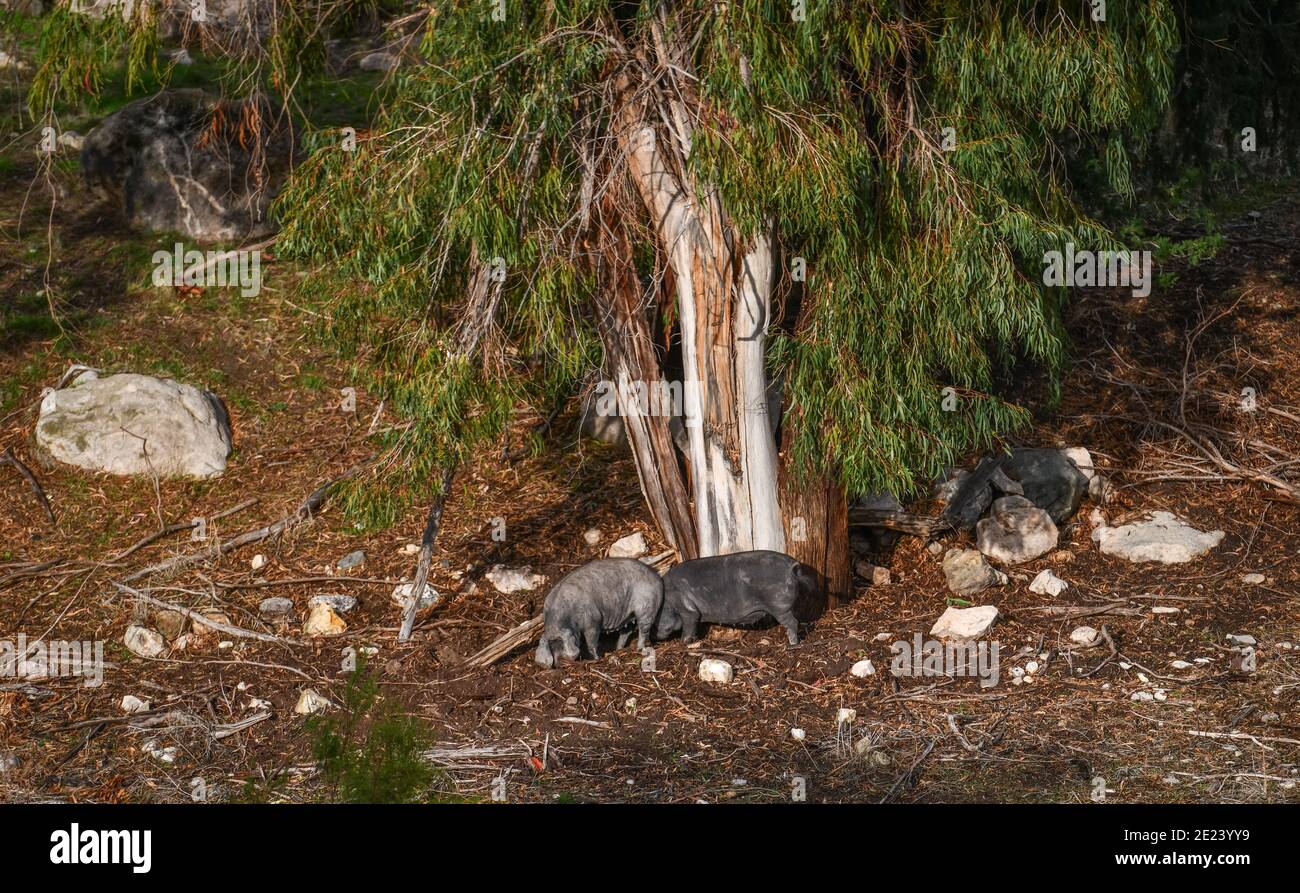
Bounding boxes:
656 550 818 646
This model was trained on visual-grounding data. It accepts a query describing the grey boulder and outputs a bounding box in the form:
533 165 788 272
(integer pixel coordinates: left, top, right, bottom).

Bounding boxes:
81 89 295 242
34 370 232 478
1002 448 1090 523
942 548 1007 596
976 496 1059 564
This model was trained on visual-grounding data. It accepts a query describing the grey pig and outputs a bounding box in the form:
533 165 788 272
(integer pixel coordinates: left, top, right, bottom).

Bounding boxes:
656 550 818 646
534 558 664 668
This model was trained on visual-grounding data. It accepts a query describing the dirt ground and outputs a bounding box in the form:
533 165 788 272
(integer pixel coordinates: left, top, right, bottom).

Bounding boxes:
2 118 1299 804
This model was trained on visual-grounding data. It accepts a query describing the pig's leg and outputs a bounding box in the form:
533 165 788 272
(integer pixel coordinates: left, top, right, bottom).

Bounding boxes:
616 629 633 650
583 625 601 660
678 607 701 643
775 609 800 645
632 603 656 651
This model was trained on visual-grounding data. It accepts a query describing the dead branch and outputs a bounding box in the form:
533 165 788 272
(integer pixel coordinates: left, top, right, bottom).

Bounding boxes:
2 448 56 525
113 582 291 644
399 466 455 643
461 615 545 668
111 497 259 561
123 467 362 582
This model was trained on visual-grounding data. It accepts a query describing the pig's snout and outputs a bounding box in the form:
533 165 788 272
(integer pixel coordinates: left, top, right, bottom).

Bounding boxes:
534 639 556 668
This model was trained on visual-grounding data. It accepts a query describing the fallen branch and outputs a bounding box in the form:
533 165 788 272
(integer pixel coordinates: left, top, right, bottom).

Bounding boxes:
423 742 534 765
399 466 456 643
1185 729 1300 749
123 468 362 582
880 737 938 804
2 448 56 525
1024 601 1144 620
113 583 291 644
111 497 259 561
213 711 272 740
461 615 544 668
553 717 612 729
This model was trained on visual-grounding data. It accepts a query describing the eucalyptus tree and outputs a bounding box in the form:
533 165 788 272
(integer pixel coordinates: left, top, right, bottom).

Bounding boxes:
281 0 1176 598
24 1 1180 607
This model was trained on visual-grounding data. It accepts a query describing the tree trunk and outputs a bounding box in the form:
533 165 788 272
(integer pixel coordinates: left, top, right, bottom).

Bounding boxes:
778 453 851 609
612 54 784 559
591 191 698 559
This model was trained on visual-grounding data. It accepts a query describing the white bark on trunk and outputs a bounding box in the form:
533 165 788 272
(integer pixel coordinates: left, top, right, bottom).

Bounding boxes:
735 233 785 553
618 85 783 557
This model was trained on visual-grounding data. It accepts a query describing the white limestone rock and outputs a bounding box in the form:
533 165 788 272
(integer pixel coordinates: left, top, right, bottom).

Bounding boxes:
1095 512 1224 564
35 372 232 478
929 605 999 641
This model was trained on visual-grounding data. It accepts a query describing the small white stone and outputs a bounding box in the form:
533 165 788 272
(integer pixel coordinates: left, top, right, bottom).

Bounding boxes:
583 528 603 546
1226 634 1257 646
850 659 876 678
697 658 734 684
607 532 649 559
294 688 332 715
929 605 999 641
1062 447 1097 481
402 543 420 555
391 581 439 610
1153 689 1168 702
1151 606 1180 615
259 596 293 616
1241 573 1266 585
309 594 357 613
1137 672 1150 684
120 695 151 714
1025 660 1040 675
251 553 267 571
303 602 347 637
873 632 894 642
790 728 806 741
1131 690 1154 702
836 708 857 725
1095 511 1224 564
124 625 166 658
1070 626 1100 647
485 565 546 594
1170 660 1193 670
1029 569 1069 596
142 739 177 764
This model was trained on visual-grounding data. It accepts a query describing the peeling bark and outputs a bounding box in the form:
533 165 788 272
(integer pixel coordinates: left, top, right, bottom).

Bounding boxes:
612 64 784 558
591 192 698 559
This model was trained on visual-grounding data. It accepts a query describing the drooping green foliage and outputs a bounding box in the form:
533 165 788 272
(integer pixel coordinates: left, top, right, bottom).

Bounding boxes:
23 1 1183 518
277 0 1177 510
26 0 357 120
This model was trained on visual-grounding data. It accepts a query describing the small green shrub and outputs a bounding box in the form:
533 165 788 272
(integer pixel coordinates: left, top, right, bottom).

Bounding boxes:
308 660 438 804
